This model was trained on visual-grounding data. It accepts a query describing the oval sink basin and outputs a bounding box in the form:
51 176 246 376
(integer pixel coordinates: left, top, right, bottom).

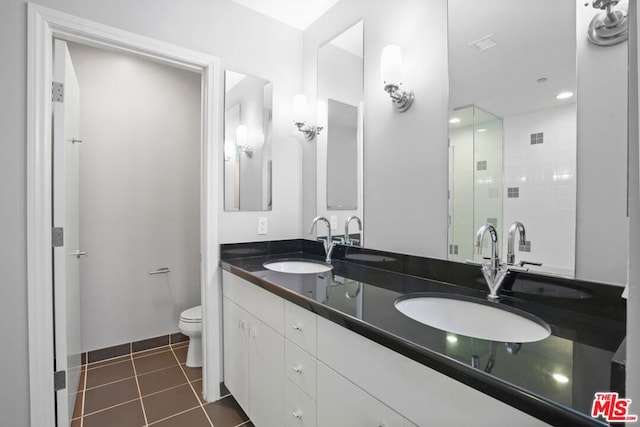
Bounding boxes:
263 260 333 274
394 293 551 343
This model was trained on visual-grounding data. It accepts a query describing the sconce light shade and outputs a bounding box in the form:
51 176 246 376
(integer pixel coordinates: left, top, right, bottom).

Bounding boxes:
380 44 414 112
292 94 323 141
380 44 403 85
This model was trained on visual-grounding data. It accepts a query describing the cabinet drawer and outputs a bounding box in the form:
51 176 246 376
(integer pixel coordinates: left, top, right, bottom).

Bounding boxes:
317 361 404 427
286 380 316 427
223 270 284 334
285 300 317 355
285 340 317 400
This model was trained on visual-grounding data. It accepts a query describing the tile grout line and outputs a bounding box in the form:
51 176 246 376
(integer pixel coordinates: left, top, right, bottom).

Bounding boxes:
139 381 191 399
130 352 150 427
171 345 215 427
84 374 136 391
85 341 187 370
146 405 204 426
82 397 141 418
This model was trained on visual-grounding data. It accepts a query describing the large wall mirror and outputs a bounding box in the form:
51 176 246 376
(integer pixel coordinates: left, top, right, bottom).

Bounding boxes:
224 70 273 211
317 20 364 243
448 0 577 277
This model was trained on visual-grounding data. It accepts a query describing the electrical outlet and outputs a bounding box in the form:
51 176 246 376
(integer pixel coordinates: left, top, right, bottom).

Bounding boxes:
258 217 268 235
330 215 338 230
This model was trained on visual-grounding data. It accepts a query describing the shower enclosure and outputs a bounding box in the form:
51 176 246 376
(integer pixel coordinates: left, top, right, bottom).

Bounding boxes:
448 105 503 262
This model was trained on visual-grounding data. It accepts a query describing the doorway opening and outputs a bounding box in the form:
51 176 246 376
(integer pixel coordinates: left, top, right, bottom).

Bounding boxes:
27 5 221 426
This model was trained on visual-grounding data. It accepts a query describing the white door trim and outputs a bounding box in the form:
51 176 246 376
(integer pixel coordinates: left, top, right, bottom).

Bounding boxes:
26 4 221 425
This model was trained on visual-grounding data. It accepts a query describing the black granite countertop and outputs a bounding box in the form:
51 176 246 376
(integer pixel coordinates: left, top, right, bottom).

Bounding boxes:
220 240 626 427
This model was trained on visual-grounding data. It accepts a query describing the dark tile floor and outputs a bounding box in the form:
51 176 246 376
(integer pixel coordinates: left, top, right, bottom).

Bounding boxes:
72 341 253 427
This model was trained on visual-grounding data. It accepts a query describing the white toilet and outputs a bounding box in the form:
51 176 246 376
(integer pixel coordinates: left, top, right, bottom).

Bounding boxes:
178 305 203 368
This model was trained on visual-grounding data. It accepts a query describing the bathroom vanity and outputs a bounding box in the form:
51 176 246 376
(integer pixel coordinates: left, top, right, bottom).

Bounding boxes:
220 240 625 427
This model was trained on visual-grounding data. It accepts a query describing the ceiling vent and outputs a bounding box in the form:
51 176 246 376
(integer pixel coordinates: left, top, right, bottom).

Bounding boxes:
468 34 498 51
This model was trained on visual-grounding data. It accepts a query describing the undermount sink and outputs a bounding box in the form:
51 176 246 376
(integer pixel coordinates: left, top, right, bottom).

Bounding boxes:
394 293 551 343
263 260 333 274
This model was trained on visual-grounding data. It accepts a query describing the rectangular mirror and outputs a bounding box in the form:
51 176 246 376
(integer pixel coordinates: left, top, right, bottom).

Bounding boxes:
316 20 364 242
447 0 577 277
224 70 273 211
326 98 359 209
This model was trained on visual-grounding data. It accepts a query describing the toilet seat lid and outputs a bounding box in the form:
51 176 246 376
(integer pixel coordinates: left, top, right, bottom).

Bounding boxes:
180 305 202 322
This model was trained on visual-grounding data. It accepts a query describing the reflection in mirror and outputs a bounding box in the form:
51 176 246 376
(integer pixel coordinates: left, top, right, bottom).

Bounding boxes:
448 0 577 277
327 99 358 209
224 70 273 211
317 20 364 243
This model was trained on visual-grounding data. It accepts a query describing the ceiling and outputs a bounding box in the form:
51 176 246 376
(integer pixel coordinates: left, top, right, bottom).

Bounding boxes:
448 0 577 119
230 0 343 30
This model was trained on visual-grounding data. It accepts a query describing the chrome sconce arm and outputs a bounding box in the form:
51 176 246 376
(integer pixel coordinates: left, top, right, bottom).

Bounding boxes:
383 83 414 112
380 45 415 112
294 121 323 141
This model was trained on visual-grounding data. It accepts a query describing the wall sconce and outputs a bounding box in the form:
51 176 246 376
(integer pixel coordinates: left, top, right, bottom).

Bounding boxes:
293 94 323 140
586 0 628 46
236 125 253 158
380 45 414 112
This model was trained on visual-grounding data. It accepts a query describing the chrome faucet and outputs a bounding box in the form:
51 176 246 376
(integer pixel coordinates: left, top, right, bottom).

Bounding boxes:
471 223 536 301
344 215 362 246
475 224 508 301
506 221 543 268
506 221 526 265
310 216 335 263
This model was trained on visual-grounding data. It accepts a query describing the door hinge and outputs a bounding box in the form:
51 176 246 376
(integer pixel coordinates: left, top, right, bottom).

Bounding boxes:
54 370 66 391
52 81 64 103
52 227 64 247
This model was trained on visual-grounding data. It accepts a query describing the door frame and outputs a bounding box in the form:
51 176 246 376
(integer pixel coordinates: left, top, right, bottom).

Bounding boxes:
26 4 221 425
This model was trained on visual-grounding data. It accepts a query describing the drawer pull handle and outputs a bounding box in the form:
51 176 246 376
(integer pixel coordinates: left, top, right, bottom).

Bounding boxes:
292 324 302 331
292 365 303 373
292 410 303 419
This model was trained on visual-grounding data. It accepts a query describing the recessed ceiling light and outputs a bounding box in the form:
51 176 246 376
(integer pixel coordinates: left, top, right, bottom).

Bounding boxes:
556 91 574 100
446 335 458 343
552 373 569 384
468 34 498 51
449 118 461 124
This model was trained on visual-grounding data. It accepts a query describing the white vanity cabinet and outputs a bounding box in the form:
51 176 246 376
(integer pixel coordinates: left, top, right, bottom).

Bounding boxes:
222 270 548 427
222 272 285 427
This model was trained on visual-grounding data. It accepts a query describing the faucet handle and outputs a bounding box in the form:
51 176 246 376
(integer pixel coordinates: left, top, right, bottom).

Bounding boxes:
518 260 543 267
505 264 529 273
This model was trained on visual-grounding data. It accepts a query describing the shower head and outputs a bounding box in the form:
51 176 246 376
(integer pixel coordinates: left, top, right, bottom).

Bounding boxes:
587 0 628 46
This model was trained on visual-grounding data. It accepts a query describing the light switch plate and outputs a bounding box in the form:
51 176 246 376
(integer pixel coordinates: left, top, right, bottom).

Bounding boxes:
258 217 268 235
330 215 338 230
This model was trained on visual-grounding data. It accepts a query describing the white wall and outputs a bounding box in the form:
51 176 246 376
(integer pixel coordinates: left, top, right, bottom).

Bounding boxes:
303 0 450 256
303 0 629 283
1 0 302 424
68 43 202 351
503 105 577 276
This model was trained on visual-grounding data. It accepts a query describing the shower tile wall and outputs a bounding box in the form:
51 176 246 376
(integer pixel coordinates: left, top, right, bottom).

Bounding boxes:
503 104 577 276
